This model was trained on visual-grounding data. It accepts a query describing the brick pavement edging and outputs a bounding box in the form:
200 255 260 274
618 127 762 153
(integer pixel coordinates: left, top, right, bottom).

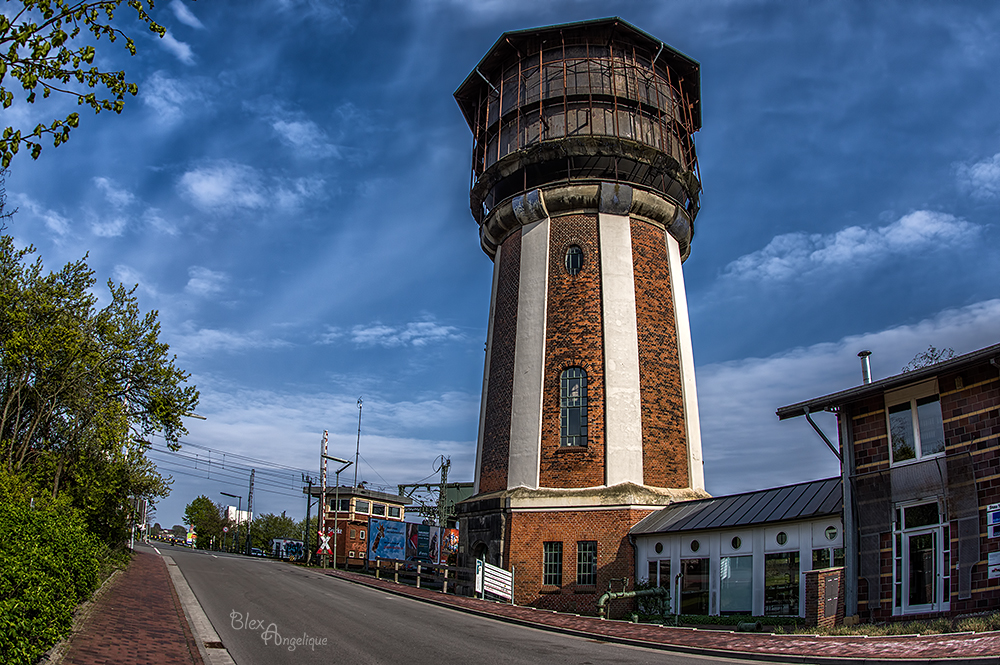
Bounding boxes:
40 568 124 664
45 549 205 665
322 567 1000 665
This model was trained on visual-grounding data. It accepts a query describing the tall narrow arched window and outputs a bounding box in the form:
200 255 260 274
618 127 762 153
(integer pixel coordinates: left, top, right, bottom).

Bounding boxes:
560 367 588 447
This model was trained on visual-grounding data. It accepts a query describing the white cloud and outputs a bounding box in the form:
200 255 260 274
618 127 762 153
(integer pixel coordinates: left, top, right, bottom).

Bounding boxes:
14 193 71 236
112 264 159 297
159 31 195 65
141 72 203 125
93 177 135 208
143 208 180 236
170 1 205 29
348 320 463 347
177 161 266 212
185 266 228 297
170 324 290 356
957 152 1000 200
697 298 1000 495
90 216 128 237
271 119 337 158
177 160 324 213
724 211 981 282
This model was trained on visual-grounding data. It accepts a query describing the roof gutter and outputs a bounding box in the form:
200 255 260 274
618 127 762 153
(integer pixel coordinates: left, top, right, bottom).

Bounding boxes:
804 405 842 462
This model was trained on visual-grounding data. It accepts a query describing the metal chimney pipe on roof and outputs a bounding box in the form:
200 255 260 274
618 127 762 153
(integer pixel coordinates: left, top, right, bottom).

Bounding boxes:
858 350 872 384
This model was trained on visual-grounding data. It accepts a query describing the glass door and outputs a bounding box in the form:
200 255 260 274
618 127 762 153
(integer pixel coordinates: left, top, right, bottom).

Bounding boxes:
903 530 937 614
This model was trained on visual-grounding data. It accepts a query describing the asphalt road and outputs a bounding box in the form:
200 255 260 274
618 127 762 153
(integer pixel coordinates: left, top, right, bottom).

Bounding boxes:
150 543 775 665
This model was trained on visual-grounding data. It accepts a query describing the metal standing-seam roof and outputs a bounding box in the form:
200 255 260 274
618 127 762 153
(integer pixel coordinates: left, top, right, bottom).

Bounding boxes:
630 477 842 535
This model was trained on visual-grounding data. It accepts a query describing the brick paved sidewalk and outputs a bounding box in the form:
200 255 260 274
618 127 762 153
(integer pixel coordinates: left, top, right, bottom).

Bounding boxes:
325 567 1000 664
54 549 203 665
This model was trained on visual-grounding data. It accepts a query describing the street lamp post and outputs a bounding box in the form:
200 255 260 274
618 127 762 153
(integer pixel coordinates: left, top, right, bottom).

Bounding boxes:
323 454 352 570
221 492 242 553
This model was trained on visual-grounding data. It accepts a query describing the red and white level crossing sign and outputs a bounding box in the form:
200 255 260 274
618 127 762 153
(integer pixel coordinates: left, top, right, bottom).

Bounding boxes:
317 529 332 555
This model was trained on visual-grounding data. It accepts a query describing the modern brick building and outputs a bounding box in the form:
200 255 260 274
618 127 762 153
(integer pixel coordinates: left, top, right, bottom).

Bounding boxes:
453 18 709 613
778 342 1000 621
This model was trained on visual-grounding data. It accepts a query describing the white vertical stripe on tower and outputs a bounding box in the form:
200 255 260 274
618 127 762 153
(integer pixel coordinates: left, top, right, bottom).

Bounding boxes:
473 243 503 496
508 219 549 490
666 232 705 491
598 213 644 486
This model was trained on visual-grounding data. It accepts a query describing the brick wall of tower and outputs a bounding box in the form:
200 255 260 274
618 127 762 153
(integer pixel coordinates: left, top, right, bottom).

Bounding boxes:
505 507 654 617
630 220 689 488
539 213 606 489
479 230 521 493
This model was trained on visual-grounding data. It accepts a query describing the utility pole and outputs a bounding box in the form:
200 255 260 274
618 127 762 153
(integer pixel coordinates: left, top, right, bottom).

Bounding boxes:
246 469 255 555
319 431 328 567
438 457 450 530
354 397 362 487
323 454 352 571
302 474 314 564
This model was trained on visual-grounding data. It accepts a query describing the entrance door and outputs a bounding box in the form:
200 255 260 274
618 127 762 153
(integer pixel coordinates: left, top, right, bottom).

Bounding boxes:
903 530 937 614
894 501 949 615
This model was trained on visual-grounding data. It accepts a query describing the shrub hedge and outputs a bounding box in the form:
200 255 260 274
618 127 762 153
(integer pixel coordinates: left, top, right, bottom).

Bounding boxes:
0 470 104 665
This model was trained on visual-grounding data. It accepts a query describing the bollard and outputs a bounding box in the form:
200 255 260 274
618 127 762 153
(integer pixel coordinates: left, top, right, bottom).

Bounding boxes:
443 568 449 594
416 564 422 588
394 561 399 584
376 558 380 579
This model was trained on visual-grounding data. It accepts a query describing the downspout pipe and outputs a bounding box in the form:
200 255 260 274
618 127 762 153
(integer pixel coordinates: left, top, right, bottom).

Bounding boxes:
597 586 668 620
804 405 842 462
475 67 499 96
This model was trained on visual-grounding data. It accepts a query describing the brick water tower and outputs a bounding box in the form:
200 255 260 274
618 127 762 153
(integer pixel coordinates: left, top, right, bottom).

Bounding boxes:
454 17 708 613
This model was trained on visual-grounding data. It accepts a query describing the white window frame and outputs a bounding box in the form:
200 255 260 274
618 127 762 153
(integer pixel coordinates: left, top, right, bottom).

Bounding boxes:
884 379 945 466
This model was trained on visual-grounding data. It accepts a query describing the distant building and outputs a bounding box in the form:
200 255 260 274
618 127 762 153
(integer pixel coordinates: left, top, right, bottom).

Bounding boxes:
454 17 708 614
778 342 1000 621
308 486 411 567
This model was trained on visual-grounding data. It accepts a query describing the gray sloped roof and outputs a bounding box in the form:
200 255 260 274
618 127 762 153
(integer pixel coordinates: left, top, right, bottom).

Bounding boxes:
630 477 842 535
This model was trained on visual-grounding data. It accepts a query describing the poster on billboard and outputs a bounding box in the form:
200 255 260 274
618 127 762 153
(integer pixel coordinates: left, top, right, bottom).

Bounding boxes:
442 528 459 565
406 523 441 563
368 518 406 561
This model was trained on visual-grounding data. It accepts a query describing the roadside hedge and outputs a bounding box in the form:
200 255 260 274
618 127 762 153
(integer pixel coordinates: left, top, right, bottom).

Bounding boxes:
0 470 103 665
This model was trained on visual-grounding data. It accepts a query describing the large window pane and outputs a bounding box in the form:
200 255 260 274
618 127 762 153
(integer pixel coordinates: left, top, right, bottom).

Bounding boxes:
681 558 710 614
576 541 597 586
764 552 800 616
916 396 945 456
720 556 753 614
543 542 563 586
560 368 588 447
889 402 916 462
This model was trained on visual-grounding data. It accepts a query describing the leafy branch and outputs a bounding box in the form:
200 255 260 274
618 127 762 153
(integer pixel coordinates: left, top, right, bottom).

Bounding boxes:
0 0 168 166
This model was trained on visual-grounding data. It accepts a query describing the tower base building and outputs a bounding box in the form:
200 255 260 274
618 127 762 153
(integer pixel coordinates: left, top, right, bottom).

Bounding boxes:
454 19 708 613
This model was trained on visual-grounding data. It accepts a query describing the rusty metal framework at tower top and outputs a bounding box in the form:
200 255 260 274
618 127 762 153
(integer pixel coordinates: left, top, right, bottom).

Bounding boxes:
454 17 703 226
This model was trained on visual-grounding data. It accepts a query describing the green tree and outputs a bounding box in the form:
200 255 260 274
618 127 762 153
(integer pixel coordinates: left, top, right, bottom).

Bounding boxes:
0 178 197 544
183 494 223 550
902 345 956 372
0 1 170 166
170 523 186 539
250 512 300 551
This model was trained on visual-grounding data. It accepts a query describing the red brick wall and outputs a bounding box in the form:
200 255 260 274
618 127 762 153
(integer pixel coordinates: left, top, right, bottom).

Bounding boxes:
539 213 606 489
804 567 846 628
848 364 1000 620
939 365 1000 614
631 220 689 488
479 230 521 493
505 508 653 617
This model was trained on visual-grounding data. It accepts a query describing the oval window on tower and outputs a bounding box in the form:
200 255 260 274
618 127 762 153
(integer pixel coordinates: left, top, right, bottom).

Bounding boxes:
565 245 583 275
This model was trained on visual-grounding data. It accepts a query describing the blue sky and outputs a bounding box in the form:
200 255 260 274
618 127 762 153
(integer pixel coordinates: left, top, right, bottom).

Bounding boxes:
5 1 1000 529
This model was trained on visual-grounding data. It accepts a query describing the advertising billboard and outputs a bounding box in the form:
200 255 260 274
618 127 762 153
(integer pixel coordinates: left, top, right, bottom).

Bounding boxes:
368 518 406 561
